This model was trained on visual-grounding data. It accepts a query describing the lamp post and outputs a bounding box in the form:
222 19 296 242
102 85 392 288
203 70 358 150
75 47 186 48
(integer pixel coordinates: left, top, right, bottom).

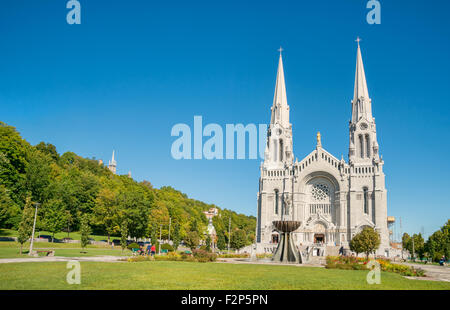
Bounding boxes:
159 224 162 255
28 203 40 256
227 217 231 254
168 217 171 244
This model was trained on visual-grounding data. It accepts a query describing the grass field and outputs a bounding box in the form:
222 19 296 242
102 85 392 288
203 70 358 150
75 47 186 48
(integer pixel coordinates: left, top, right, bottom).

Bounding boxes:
1 261 449 290
0 241 131 258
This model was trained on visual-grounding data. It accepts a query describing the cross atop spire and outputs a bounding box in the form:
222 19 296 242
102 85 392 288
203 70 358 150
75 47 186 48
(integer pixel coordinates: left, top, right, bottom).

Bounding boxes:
355 36 361 46
278 46 283 55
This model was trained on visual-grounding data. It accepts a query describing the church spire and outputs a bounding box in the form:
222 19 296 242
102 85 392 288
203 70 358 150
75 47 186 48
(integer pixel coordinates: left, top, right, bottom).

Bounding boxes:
108 150 117 174
352 38 372 123
270 47 290 128
349 39 380 162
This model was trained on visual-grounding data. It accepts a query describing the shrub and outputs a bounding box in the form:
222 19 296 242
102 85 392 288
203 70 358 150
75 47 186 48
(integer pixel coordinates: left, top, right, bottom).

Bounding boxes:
161 243 174 252
127 242 140 250
193 249 217 262
218 253 249 259
325 256 426 277
125 256 153 262
154 252 181 261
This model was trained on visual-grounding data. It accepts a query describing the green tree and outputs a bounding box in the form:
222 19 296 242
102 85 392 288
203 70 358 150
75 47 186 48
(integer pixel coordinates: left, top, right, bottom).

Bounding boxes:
17 196 34 254
349 227 381 259
25 150 52 203
121 219 128 253
93 188 119 244
185 231 200 250
425 220 450 262
80 215 91 251
172 224 181 250
35 142 59 162
42 198 67 242
0 122 31 203
205 234 212 252
412 233 425 260
230 229 247 250
0 185 21 228
402 232 411 255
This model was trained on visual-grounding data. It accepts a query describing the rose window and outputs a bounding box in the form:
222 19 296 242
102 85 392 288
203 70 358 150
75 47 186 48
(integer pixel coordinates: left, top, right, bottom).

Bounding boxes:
311 183 329 201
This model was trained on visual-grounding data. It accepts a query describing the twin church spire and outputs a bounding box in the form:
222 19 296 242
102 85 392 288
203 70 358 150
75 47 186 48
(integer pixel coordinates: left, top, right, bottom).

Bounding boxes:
264 39 379 166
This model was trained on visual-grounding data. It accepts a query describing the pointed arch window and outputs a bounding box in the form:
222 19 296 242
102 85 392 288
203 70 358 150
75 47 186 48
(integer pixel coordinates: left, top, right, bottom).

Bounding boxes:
274 189 279 215
363 187 369 214
279 139 284 161
365 134 371 158
359 135 364 158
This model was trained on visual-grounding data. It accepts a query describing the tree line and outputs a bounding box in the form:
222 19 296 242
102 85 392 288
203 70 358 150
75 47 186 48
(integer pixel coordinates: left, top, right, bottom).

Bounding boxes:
401 220 449 262
0 122 256 250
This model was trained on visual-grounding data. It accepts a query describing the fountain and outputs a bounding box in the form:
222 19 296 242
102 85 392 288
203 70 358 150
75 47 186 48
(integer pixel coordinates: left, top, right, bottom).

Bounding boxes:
271 220 302 263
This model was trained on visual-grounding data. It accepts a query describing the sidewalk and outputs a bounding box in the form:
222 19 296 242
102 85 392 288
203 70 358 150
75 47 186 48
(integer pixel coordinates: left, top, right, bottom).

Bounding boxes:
0 255 128 264
402 262 450 282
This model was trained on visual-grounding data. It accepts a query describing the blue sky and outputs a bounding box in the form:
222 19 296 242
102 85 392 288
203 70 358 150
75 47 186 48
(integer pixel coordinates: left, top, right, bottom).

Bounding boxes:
1 0 449 239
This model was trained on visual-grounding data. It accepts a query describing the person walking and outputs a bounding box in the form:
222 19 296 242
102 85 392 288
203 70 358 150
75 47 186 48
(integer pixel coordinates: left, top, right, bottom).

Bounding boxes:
151 244 156 256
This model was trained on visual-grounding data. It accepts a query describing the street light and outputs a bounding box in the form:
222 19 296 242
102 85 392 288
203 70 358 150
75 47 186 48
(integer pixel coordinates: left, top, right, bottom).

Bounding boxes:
28 202 40 256
159 224 162 255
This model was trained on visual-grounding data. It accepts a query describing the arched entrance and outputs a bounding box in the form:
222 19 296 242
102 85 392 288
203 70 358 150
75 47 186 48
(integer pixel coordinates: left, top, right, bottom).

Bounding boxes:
313 222 326 244
271 231 279 244
314 233 325 244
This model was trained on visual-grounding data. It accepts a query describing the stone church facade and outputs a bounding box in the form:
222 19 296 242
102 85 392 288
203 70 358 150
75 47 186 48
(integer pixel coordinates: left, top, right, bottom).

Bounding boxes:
256 42 391 256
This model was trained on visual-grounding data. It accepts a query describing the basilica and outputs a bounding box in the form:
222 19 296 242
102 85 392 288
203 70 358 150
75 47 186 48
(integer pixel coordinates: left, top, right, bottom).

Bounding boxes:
256 41 391 257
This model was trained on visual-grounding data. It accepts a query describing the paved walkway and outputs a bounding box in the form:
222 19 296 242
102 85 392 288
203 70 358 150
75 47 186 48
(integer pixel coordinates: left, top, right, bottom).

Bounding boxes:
0 255 128 264
402 262 450 282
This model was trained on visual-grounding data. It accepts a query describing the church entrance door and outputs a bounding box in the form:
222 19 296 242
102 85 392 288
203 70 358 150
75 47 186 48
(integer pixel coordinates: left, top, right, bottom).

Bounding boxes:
314 233 325 244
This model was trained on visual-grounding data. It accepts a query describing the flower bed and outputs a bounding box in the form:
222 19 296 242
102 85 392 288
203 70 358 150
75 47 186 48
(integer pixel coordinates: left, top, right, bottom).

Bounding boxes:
218 253 250 259
325 256 425 277
124 250 217 263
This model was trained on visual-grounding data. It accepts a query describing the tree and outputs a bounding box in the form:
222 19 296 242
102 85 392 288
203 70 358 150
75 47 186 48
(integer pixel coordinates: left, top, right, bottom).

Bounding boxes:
230 229 247 250
35 142 59 162
402 233 411 255
425 220 450 262
349 227 381 259
17 196 34 254
172 224 181 250
0 122 31 203
93 188 119 244
121 219 128 253
185 231 200 250
412 233 425 260
0 185 21 228
25 150 52 203
42 198 67 242
205 235 212 252
80 215 91 251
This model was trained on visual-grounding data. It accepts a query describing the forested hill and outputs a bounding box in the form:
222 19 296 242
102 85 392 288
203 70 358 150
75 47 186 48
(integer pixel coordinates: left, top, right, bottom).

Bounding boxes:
0 122 256 249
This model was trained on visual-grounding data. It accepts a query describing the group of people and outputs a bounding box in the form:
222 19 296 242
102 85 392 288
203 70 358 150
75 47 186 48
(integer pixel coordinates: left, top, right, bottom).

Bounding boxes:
136 244 156 256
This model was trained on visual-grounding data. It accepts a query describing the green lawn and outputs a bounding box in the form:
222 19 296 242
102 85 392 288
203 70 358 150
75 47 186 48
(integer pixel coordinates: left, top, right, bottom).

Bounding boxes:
0 228 113 242
0 261 449 290
0 241 131 258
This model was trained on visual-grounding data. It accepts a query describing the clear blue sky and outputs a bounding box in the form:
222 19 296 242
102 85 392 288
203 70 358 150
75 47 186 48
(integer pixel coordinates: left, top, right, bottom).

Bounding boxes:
1 1 449 239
